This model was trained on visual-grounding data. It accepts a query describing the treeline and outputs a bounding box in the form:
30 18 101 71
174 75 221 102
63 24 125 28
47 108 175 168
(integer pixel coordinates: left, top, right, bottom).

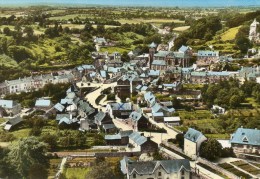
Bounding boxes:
173 16 222 50
226 10 260 28
201 78 260 109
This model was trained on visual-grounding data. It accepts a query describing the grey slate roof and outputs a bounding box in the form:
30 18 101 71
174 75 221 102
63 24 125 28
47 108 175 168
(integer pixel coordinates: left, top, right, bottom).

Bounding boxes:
95 111 106 122
54 103 65 112
152 60 166 66
0 100 15 108
103 123 116 130
35 99 51 107
129 132 147 146
198 50 219 57
105 134 121 140
7 116 22 125
230 128 260 146
184 128 206 143
127 159 191 175
129 111 142 121
110 102 132 111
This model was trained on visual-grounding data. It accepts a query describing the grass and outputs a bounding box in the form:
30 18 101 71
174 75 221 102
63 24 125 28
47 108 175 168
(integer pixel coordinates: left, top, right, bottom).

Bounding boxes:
0 118 7 123
220 26 241 41
205 133 230 139
99 46 131 54
10 128 30 138
64 168 90 179
182 83 204 90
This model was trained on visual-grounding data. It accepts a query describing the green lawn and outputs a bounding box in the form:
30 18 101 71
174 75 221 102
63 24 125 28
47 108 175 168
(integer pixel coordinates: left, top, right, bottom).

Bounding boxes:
220 26 241 41
48 158 62 179
10 128 30 138
64 168 90 179
100 46 131 54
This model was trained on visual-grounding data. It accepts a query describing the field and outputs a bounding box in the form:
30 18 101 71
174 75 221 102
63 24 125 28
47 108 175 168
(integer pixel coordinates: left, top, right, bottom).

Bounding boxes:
220 26 241 41
118 18 185 25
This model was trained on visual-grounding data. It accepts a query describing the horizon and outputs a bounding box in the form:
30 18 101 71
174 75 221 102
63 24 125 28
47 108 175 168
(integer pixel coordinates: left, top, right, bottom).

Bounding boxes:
0 0 260 8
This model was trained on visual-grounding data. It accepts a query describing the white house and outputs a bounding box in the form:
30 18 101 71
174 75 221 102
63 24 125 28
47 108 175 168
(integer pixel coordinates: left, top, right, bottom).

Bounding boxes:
184 128 207 159
120 157 191 179
0 99 21 116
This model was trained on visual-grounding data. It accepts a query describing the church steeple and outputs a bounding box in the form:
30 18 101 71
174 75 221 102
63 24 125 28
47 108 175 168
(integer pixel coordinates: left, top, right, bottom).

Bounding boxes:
148 42 157 69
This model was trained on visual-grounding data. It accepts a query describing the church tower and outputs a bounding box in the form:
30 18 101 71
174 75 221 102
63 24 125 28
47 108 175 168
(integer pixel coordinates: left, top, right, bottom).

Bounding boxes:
148 42 157 69
249 19 259 42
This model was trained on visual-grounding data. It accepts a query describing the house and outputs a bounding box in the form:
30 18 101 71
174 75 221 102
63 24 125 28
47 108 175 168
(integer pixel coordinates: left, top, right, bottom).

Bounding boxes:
102 123 117 134
196 50 219 69
0 99 21 116
164 116 181 126
120 157 191 179
151 103 175 122
184 128 207 159
105 130 133 145
211 105 225 114
106 102 133 119
35 99 53 111
94 111 113 126
128 111 149 131
144 92 156 107
129 132 158 152
230 127 260 155
115 73 142 99
162 81 182 92
77 100 96 118
4 116 23 131
94 37 107 45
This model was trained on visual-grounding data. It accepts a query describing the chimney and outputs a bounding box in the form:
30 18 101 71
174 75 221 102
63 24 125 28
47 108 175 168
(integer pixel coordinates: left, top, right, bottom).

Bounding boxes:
147 137 151 141
70 113 73 120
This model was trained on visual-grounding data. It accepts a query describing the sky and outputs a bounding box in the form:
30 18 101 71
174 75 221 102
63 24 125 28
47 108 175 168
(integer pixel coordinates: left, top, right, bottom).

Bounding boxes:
0 0 259 7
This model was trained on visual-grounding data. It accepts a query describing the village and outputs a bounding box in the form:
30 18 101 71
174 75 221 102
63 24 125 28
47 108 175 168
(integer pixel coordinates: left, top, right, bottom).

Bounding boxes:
0 6 260 179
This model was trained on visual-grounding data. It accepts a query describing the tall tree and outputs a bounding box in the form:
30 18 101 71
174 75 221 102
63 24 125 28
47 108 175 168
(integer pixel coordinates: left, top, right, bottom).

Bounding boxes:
200 139 222 161
7 136 47 177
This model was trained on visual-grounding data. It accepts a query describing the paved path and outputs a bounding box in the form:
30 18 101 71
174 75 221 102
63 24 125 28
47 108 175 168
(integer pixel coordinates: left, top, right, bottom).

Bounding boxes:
55 157 67 179
79 81 117 110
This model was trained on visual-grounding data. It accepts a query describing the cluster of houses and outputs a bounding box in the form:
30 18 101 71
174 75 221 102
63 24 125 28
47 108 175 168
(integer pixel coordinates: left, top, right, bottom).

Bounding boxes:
0 71 75 96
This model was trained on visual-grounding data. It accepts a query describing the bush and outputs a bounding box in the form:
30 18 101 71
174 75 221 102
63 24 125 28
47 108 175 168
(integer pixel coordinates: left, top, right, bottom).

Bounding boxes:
107 94 115 101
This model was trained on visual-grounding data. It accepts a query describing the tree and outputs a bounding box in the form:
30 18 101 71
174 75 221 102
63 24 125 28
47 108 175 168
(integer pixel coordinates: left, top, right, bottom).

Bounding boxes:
28 164 48 179
7 136 48 177
229 95 242 108
3 27 11 36
85 161 116 179
23 26 34 38
41 134 58 150
235 36 251 54
200 139 222 161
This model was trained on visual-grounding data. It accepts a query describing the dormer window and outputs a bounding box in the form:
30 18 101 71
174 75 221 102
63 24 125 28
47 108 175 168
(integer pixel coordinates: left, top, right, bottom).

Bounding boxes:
133 174 136 178
242 136 248 143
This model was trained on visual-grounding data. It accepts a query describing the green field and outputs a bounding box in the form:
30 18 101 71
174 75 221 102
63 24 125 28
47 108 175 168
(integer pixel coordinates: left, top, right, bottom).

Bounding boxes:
220 26 241 41
64 168 90 179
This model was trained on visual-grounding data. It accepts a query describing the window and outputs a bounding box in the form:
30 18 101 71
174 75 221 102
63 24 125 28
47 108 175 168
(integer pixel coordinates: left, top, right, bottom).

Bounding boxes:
133 174 136 178
158 172 161 176
182 170 185 175
181 177 185 179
